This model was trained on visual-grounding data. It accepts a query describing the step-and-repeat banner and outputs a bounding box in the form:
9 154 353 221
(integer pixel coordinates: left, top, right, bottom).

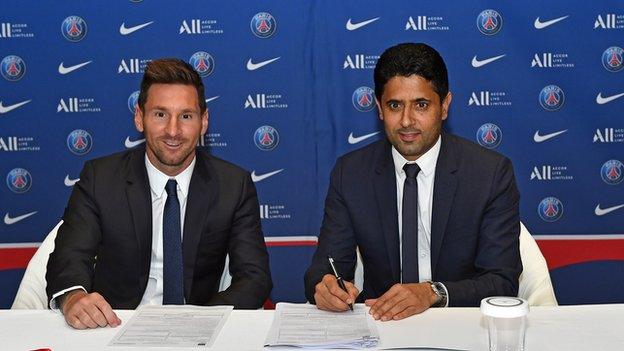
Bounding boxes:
1 1 623 307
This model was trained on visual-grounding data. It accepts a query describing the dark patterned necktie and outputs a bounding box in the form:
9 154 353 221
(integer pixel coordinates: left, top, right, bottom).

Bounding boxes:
163 179 184 304
402 163 421 283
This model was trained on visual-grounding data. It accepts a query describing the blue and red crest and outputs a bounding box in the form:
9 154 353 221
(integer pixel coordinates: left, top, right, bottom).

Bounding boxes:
601 159 623 185
476 123 502 149
352 86 375 112
477 9 502 35
250 12 276 38
602 46 623 72
189 51 215 77
67 129 93 155
61 16 87 42
1 55 26 81
538 197 563 222
254 125 279 151
128 90 139 113
6 168 32 194
539 85 565 111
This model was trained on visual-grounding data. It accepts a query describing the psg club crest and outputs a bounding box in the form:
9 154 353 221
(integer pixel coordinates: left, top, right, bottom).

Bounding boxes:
476 123 502 149
539 85 565 111
61 16 87 42
352 86 375 112
189 51 215 77
250 12 276 38
601 159 623 185
67 129 93 155
1 55 26 81
477 9 502 35
602 46 623 72
254 125 279 151
538 197 563 222
6 168 32 194
128 91 140 114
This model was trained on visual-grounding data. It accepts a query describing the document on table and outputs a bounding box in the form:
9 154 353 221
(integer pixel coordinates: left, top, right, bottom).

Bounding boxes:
109 305 233 348
264 303 379 349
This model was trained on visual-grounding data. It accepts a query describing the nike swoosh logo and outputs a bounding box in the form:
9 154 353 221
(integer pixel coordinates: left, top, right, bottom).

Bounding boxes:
4 211 37 225
595 204 624 216
533 129 568 143
119 21 154 35
346 17 380 31
58 60 92 74
0 99 31 114
64 175 80 187
596 92 624 105
534 15 570 29
206 96 220 103
348 131 380 145
471 54 506 68
251 169 284 183
246 57 280 71
125 136 146 148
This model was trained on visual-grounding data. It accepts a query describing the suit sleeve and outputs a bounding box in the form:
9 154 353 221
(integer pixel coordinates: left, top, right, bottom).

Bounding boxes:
207 173 272 309
442 157 522 306
46 161 102 307
304 158 357 303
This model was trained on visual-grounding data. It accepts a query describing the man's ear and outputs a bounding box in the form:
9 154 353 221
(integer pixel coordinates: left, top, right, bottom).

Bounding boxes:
134 106 144 132
375 97 383 121
441 92 452 121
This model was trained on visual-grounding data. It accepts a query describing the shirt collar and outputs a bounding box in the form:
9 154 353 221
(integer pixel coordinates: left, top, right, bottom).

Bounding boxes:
391 135 441 177
145 154 196 199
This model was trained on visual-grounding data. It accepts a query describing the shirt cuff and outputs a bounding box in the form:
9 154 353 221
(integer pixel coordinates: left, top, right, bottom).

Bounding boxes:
50 286 86 312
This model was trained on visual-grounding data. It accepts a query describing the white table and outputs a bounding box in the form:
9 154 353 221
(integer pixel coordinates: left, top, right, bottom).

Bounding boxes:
1 304 623 350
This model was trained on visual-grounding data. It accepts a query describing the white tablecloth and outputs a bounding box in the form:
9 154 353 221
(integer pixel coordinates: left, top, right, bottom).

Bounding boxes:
1 304 623 350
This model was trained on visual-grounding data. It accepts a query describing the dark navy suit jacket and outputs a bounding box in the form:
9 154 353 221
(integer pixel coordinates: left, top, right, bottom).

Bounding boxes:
305 133 521 307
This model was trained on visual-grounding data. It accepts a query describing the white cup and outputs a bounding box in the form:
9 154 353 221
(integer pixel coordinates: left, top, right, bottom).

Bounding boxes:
480 297 529 351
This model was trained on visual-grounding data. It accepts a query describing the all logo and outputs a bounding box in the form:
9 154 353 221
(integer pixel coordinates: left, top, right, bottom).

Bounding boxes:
476 123 502 149
531 53 574 68
250 12 276 38
128 91 140 113
405 16 450 31
179 19 223 35
343 54 379 70
530 165 573 181
0 22 34 38
539 85 565 111
602 46 623 72
57 97 100 113
244 94 287 109
254 126 279 151
600 160 623 185
1 55 26 81
61 16 87 42
118 58 150 74
593 128 624 143
594 14 624 30
6 168 32 194
352 86 375 112
477 9 502 35
259 204 291 219
0 136 39 151
67 129 93 155
468 91 511 106
538 197 563 222
189 51 215 77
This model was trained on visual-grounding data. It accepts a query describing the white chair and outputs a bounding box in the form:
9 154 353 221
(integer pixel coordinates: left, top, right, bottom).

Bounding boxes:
12 220 233 309
353 222 558 306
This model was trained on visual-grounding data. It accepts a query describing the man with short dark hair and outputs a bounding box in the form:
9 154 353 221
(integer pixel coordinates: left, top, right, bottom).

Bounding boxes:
47 58 272 329
305 43 521 320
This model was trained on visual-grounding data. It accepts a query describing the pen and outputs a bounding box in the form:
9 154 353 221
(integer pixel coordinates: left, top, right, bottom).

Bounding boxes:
327 255 354 311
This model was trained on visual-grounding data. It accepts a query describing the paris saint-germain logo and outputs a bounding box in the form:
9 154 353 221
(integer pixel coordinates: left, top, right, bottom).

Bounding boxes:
600 159 623 185
254 125 279 151
538 197 563 222
539 85 565 111
61 16 87 42
250 12 276 38
6 168 32 194
128 90 139 113
476 123 502 149
602 46 623 72
1 55 26 81
477 9 502 35
352 86 375 112
67 129 93 155
189 51 215 77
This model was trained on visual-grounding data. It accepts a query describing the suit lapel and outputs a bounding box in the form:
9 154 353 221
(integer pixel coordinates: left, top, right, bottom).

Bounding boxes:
431 134 459 274
124 148 153 281
373 141 401 282
182 150 215 298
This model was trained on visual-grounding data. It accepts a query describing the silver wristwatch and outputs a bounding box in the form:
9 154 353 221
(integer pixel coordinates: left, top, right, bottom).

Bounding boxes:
429 281 448 307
